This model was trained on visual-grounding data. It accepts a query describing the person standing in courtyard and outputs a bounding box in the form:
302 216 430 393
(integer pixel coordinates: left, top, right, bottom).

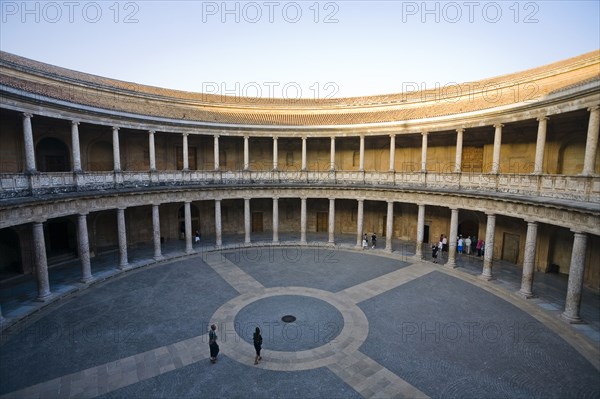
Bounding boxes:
253 327 263 365
371 232 377 249
362 233 369 250
209 324 219 363
465 236 472 255
457 235 464 254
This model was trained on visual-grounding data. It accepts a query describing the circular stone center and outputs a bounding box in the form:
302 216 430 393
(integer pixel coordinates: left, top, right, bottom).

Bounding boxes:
234 295 344 351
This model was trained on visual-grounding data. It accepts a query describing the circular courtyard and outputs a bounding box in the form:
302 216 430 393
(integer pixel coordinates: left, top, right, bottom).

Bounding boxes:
0 247 598 398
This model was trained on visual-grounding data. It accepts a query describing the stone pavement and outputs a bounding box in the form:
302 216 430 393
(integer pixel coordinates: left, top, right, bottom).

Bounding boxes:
0 235 599 398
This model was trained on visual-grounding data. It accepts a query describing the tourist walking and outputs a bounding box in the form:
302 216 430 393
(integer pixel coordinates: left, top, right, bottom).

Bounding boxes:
209 324 219 363
253 327 263 365
476 239 483 257
457 236 464 254
432 243 439 263
362 233 369 250
371 233 377 249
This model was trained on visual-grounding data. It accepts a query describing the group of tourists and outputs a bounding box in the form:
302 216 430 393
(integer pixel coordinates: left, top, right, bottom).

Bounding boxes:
362 233 377 249
431 234 485 263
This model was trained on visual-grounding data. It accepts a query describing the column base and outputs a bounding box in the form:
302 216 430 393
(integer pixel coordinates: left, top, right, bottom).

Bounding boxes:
560 312 584 324
444 262 457 269
118 263 129 271
153 255 164 261
36 292 52 302
80 275 94 284
478 273 494 281
517 289 535 299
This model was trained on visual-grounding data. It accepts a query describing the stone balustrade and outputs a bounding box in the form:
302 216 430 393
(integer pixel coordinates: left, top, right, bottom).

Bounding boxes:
1 170 598 204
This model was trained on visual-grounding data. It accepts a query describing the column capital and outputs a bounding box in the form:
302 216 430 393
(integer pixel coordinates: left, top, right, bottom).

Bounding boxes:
182 132 189 137
301 135 307 140
32 219 46 225
214 134 220 139
272 196 279 201
112 126 120 131
387 200 395 205
587 105 600 112
273 136 278 141
421 131 428 136
300 196 308 201
117 206 127 211
357 198 364 203
244 197 251 201
571 229 587 236
148 129 156 134
524 219 538 225
151 202 162 207
184 200 192 204
485 212 496 218
536 115 549 122
23 112 33 119
389 133 396 138
244 134 249 139
456 127 465 133
449 207 459 211
493 123 504 129
71 120 80 126
78 212 89 217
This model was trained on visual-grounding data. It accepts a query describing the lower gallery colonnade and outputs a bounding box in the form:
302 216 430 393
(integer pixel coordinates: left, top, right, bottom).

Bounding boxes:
0 50 599 329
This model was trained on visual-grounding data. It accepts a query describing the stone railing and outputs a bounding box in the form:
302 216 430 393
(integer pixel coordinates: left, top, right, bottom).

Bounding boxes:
0 170 598 204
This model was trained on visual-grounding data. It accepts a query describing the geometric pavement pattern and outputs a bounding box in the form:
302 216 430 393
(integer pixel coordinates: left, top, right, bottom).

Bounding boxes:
0 247 598 398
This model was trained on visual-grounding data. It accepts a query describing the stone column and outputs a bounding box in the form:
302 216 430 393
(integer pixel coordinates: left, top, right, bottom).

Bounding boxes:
272 197 279 243
33 221 51 300
77 213 93 282
415 204 425 259
182 133 189 170
112 126 121 172
421 132 428 172
184 201 193 253
215 199 222 247
330 137 336 171
455 128 464 173
561 231 588 322
491 124 503 174
389 134 396 171
244 198 251 244
71 121 82 172
214 135 220 171
328 198 335 244
243 135 249 170
300 197 307 244
480 213 496 280
447 208 459 268
117 208 128 269
359 135 365 171
23 113 36 172
273 137 278 170
385 201 394 252
301 136 307 171
148 130 157 171
533 117 548 174
356 199 364 247
519 221 538 298
582 105 599 176
152 204 162 259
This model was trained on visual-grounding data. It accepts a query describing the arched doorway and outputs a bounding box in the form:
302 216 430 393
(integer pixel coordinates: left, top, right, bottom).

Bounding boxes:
558 141 585 175
178 204 200 239
36 137 70 172
45 218 77 262
0 228 22 278
88 141 114 171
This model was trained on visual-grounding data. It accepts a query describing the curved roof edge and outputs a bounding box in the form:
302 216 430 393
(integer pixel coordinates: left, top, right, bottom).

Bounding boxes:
0 50 599 126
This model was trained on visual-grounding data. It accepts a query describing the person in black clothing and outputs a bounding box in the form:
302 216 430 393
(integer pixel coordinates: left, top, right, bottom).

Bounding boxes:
432 244 439 263
209 324 219 363
253 327 263 365
371 233 377 249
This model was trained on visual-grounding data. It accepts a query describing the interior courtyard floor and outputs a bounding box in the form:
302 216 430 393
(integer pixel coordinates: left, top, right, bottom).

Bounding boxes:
0 233 599 398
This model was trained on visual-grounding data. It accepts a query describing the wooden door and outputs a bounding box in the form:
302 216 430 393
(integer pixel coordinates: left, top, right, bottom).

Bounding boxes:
252 212 263 232
502 233 520 264
316 212 328 232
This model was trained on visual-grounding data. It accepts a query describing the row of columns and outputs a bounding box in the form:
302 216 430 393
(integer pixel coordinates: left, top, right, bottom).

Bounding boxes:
16 197 593 324
20 105 600 174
